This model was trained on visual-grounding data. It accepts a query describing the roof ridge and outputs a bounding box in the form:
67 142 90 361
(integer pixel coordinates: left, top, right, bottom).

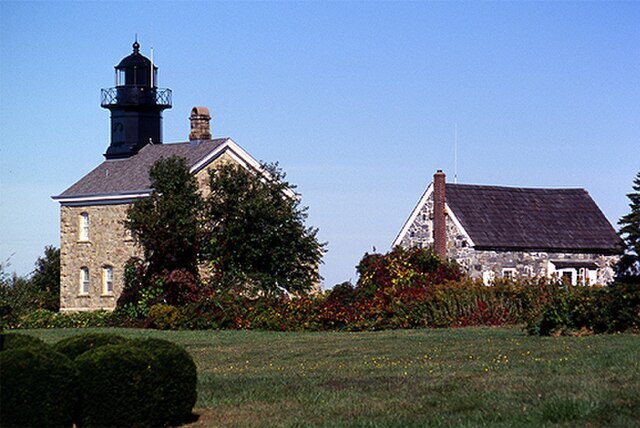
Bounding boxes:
447 183 586 192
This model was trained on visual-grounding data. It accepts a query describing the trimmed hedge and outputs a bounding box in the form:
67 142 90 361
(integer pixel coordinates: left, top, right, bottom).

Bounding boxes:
0 332 47 351
0 347 77 428
75 344 163 428
53 332 128 360
133 338 198 424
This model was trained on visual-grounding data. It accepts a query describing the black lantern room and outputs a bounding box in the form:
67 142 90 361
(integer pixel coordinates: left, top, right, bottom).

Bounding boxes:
101 40 172 159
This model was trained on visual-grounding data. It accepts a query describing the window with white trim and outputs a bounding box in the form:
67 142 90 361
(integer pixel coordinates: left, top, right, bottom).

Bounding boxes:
103 266 113 295
502 268 517 280
79 212 90 241
80 267 90 294
557 269 575 285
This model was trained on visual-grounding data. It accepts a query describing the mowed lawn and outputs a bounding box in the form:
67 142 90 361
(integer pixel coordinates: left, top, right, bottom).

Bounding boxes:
25 327 639 427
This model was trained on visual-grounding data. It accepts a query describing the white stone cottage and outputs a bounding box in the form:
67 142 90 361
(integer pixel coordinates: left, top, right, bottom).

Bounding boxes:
393 171 621 285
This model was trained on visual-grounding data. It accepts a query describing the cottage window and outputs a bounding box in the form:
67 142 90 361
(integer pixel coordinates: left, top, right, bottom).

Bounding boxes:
502 268 517 280
558 270 575 285
80 267 90 295
79 212 90 241
103 266 113 295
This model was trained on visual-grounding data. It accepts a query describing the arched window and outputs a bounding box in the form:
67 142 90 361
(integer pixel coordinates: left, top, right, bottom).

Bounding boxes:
80 267 90 295
79 212 90 241
103 266 113 295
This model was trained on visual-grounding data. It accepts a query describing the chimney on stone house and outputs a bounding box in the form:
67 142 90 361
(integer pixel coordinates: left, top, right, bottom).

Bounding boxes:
433 170 447 260
189 106 212 141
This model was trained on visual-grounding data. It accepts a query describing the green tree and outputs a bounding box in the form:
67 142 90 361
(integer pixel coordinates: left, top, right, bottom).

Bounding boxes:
125 157 203 276
123 157 203 309
30 246 60 311
202 162 325 296
0 247 60 326
618 171 640 279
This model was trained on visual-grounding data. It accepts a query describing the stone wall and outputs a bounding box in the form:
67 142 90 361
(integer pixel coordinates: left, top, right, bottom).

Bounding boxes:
59 204 140 312
59 153 235 312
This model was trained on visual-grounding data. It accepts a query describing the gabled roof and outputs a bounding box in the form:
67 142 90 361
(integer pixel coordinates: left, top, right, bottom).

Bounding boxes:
53 138 262 205
445 184 621 253
393 181 621 254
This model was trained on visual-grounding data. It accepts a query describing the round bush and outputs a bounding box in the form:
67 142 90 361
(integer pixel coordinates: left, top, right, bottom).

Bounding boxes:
0 332 47 351
75 344 163 428
146 303 182 330
0 348 77 428
53 332 128 360
133 338 198 424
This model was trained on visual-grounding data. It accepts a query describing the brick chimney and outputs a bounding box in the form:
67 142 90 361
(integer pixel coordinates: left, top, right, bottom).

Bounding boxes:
189 106 212 141
433 170 447 259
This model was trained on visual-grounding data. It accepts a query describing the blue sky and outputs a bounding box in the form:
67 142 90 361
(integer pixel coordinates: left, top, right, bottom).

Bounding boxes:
1 1 638 288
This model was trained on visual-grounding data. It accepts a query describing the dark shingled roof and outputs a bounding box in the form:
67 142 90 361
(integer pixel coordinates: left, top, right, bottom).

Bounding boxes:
445 184 621 253
57 139 227 198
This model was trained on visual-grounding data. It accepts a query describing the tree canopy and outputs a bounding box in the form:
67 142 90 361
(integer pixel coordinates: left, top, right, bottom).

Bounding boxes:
125 157 202 277
618 170 640 279
124 157 324 301
202 162 325 295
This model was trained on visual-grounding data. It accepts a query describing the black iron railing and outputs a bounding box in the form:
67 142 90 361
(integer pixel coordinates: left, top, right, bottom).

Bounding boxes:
100 87 172 108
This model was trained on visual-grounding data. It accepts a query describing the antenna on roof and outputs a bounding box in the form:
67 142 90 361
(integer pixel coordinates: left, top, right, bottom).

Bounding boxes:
150 46 154 87
454 123 458 184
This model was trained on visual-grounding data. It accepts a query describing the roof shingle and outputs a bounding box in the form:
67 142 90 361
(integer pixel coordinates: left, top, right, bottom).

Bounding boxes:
446 184 621 253
57 139 227 198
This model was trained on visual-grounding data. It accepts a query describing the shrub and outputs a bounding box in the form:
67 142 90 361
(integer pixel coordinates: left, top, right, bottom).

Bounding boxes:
75 344 163 428
146 303 182 330
16 308 57 328
53 332 129 360
0 332 47 351
0 347 77 428
525 282 640 335
133 338 198 424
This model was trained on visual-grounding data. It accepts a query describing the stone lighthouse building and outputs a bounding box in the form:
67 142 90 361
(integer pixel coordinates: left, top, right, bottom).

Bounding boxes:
53 41 265 312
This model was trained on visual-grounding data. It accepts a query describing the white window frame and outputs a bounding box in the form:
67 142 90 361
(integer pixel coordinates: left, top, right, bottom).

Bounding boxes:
102 266 113 295
557 268 576 285
502 268 517 280
79 212 90 241
80 267 90 295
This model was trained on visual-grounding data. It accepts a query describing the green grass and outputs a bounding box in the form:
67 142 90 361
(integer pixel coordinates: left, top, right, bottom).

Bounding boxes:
20 327 640 427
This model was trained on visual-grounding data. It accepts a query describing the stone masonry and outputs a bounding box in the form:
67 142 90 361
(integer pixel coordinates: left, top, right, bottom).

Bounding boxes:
59 204 140 312
59 153 238 312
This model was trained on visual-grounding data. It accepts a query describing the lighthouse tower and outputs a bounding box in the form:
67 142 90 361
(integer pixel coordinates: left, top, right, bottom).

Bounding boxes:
100 40 172 159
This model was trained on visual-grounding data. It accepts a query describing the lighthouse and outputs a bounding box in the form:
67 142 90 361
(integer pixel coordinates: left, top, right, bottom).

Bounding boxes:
100 40 172 159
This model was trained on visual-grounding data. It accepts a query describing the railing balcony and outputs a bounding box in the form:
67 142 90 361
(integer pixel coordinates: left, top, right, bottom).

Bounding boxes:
100 86 172 108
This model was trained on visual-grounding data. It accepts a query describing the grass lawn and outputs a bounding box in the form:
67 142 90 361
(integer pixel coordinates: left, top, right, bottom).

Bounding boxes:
23 327 639 427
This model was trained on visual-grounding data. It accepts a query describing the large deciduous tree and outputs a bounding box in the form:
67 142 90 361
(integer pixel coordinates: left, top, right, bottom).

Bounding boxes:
617 171 640 280
202 162 325 296
123 157 203 307
126 157 203 276
123 157 324 306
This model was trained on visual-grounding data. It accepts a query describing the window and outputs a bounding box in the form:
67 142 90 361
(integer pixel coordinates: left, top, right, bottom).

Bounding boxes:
502 268 517 280
80 267 90 294
559 270 574 285
79 212 89 241
103 266 113 295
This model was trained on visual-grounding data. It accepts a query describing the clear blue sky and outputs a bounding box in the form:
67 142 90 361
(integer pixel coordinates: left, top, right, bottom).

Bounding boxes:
1 1 638 288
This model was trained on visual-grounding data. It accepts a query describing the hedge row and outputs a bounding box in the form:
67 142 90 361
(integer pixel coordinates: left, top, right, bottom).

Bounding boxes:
0 332 197 428
5 280 640 335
